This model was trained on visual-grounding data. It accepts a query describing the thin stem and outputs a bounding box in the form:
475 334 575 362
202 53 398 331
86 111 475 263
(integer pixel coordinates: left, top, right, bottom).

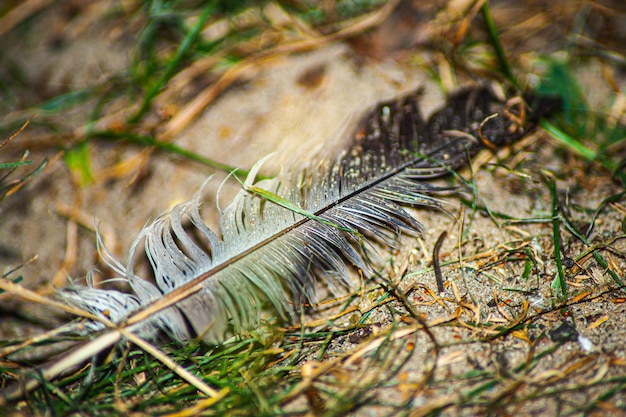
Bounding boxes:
481 2 519 89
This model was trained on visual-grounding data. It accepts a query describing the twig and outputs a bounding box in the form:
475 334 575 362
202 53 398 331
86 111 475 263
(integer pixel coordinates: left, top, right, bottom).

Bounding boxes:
433 231 448 294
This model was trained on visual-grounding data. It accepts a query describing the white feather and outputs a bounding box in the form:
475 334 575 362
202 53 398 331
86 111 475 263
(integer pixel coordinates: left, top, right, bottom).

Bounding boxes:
59 86 536 344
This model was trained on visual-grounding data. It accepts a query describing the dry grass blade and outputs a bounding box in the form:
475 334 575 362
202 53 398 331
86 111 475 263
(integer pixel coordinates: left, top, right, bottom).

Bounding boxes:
0 0 54 36
0 322 79 359
0 118 31 150
4 331 121 401
158 0 401 141
0 279 108 323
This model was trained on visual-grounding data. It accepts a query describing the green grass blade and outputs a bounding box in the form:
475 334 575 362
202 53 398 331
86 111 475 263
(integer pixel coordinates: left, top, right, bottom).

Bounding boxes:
64 141 93 186
541 120 598 161
129 4 216 124
544 173 567 301
241 182 360 235
0 160 31 169
37 89 94 114
481 2 519 89
93 130 261 179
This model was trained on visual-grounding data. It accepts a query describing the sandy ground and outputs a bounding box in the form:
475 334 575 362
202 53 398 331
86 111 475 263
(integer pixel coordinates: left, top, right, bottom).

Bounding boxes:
1 1 626 415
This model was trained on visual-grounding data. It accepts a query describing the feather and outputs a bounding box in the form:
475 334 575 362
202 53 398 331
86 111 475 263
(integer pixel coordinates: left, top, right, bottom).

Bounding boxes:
6 86 557 399
60 86 548 343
